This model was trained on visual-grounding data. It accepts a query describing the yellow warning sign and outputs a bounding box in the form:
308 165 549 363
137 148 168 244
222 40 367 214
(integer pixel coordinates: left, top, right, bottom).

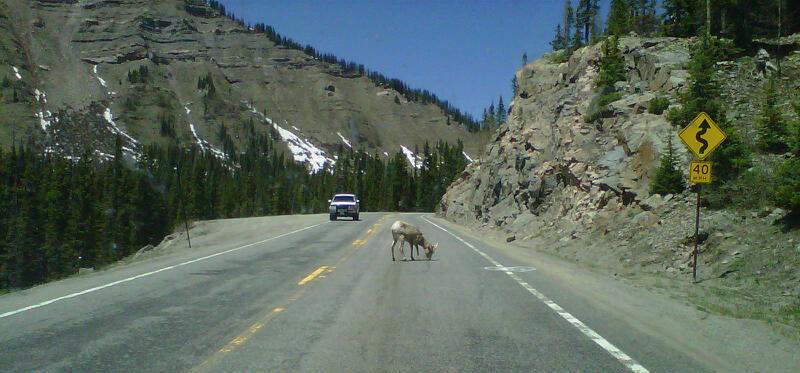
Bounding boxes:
689 161 712 184
678 112 727 160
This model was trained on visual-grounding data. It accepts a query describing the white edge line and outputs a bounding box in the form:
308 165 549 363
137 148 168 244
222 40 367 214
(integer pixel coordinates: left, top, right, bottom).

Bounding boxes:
421 217 649 373
0 223 322 319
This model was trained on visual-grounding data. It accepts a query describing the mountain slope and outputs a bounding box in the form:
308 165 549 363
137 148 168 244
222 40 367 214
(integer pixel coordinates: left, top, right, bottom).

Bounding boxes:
0 0 481 167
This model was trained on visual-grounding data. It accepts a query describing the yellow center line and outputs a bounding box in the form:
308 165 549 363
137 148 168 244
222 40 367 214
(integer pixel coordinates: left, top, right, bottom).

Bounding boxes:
297 266 328 285
191 215 388 373
192 287 307 372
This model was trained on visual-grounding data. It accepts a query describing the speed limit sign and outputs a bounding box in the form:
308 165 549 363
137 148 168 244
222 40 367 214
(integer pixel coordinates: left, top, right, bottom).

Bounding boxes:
689 161 712 184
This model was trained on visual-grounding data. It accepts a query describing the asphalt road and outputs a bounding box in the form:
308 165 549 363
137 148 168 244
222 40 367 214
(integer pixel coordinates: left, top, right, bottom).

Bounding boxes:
1 213 796 372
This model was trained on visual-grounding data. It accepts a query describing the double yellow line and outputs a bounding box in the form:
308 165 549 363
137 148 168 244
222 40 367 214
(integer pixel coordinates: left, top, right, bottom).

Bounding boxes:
192 215 387 372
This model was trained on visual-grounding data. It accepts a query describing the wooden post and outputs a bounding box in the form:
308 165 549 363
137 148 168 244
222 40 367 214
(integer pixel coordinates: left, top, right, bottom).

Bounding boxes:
176 163 191 248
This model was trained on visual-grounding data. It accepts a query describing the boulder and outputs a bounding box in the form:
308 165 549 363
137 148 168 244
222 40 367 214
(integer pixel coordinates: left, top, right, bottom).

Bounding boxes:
639 194 664 211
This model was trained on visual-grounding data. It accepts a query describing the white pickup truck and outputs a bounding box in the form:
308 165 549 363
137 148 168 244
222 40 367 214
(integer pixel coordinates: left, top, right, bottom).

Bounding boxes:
328 193 360 221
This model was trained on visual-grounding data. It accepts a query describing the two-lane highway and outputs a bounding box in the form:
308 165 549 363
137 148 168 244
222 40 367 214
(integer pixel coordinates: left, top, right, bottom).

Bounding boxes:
0 214 377 372
1 213 797 372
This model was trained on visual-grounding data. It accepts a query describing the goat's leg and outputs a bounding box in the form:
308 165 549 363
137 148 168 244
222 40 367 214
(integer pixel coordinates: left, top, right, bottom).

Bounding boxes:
391 237 397 261
398 236 407 261
410 243 415 261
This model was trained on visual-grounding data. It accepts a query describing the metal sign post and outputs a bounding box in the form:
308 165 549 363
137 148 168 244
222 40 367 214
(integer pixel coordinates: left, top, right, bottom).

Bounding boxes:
678 113 726 282
693 186 701 281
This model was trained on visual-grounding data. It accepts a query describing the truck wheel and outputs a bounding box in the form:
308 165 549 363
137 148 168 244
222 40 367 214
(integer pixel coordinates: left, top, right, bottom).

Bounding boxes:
353 214 359 221
330 213 337 221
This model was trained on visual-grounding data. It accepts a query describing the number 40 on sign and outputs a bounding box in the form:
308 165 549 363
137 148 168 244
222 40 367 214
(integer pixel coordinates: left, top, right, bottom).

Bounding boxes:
690 161 712 184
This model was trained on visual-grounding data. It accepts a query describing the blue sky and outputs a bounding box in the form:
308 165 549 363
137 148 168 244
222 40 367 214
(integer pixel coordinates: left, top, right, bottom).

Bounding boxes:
220 1 610 118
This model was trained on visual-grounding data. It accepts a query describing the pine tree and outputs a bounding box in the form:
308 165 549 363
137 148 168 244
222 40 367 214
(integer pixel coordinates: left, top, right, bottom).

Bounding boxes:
496 96 506 124
606 0 632 36
571 24 584 51
416 142 434 211
631 0 658 35
650 136 686 195
484 102 497 129
511 76 519 97
667 34 722 127
563 0 575 49
662 0 701 37
773 157 800 217
522 52 528 66
43 160 71 280
773 104 800 216
596 35 626 95
792 103 800 157
589 1 603 42
576 0 599 44
756 78 789 153
551 24 567 51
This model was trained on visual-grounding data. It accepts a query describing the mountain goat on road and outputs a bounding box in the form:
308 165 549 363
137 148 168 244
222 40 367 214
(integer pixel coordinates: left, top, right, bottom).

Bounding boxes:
390 220 437 261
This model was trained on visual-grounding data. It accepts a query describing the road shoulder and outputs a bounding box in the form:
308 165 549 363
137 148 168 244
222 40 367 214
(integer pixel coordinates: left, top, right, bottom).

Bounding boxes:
426 214 800 373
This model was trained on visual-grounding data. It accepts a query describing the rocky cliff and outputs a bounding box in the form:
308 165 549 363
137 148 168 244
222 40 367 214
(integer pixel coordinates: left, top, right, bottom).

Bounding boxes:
0 0 480 167
440 36 800 327
441 36 697 232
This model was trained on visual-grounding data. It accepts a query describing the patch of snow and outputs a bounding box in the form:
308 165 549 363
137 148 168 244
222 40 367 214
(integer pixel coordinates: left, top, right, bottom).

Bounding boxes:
463 151 474 163
94 150 114 160
400 145 422 169
34 89 47 103
272 121 334 173
11 66 21 80
184 105 227 161
336 132 352 148
189 123 206 151
245 102 268 122
94 65 108 87
243 101 334 172
93 64 114 94
207 146 227 160
103 108 140 145
37 110 53 131
383 152 389 157
121 146 142 162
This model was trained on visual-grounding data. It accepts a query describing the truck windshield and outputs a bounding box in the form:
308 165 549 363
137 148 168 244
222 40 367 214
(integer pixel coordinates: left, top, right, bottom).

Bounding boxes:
333 196 355 202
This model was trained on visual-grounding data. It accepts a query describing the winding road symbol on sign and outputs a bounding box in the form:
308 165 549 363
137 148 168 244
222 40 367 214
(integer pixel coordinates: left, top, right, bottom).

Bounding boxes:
696 120 710 155
679 112 726 160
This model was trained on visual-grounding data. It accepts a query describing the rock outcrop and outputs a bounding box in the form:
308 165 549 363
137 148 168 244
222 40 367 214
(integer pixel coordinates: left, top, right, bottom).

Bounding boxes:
441 37 694 237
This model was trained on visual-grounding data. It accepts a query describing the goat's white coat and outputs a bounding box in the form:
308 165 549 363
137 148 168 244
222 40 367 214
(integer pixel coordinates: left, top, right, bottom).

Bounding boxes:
389 220 436 261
